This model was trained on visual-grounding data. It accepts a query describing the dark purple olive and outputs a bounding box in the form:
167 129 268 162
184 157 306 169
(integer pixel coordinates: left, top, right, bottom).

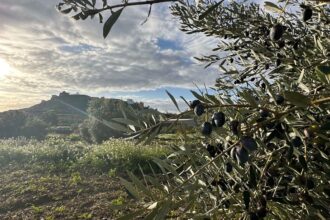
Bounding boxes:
236 146 249 164
291 136 303 147
240 136 258 152
303 7 313 21
194 104 205 116
206 144 217 157
278 40 285 48
260 109 269 118
201 122 212 135
276 59 281 67
230 120 240 135
306 178 315 189
256 208 267 218
190 99 201 109
270 24 284 41
275 94 284 105
225 162 233 173
243 190 251 210
212 112 226 127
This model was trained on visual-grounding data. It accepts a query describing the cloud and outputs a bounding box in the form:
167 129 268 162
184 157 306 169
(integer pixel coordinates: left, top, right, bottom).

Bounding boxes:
0 0 219 112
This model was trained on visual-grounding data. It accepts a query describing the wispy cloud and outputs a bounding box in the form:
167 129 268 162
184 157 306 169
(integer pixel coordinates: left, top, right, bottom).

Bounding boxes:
0 0 218 112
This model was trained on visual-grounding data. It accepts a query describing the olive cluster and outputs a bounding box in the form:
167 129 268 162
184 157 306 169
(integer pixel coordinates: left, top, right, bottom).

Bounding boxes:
189 91 330 219
232 6 315 87
190 100 226 136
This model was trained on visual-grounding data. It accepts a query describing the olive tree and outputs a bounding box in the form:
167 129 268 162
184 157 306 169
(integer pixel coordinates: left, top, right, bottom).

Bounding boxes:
57 0 329 219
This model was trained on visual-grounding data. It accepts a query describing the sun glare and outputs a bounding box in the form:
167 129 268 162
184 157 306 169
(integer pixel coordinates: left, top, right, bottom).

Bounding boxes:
0 58 11 77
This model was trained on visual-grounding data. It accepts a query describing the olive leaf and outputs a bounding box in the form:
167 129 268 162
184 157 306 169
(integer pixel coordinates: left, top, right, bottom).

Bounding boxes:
166 90 181 112
283 91 311 107
103 8 124 38
199 0 224 20
264 1 283 13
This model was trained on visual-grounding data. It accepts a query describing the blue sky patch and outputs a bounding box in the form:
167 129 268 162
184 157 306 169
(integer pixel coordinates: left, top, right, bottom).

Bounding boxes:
157 38 183 51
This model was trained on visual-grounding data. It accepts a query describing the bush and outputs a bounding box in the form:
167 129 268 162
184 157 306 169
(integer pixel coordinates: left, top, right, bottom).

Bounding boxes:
79 121 92 142
0 110 26 138
0 137 169 174
83 98 128 143
21 117 48 140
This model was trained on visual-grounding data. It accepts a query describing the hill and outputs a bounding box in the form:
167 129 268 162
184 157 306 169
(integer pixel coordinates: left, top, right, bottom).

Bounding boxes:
0 91 161 138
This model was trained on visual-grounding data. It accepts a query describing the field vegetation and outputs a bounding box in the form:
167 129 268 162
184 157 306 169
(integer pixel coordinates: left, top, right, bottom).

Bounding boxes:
0 137 170 219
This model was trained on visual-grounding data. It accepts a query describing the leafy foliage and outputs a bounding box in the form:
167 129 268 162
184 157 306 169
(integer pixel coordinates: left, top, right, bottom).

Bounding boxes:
81 97 162 143
57 0 330 219
0 137 169 174
0 111 47 140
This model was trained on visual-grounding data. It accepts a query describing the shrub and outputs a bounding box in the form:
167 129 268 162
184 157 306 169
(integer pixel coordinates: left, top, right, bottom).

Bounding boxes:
21 117 48 140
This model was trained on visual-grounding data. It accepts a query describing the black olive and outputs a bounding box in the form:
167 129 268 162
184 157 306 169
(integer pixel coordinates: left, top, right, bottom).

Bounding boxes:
243 190 251 210
230 120 240 135
256 208 267 218
298 155 308 170
201 122 212 135
276 59 281 67
225 162 233 173
306 178 315 189
278 40 285 48
270 24 284 41
260 109 269 118
236 146 249 164
288 187 297 194
275 94 284 105
206 144 217 157
258 195 267 208
266 176 275 187
212 112 226 127
190 100 201 109
303 8 313 22
194 104 205 116
218 179 228 191
223 199 230 208
249 165 257 188
291 136 302 147
240 136 258 152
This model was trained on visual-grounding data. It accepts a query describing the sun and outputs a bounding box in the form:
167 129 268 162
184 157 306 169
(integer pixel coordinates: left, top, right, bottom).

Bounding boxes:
0 58 11 77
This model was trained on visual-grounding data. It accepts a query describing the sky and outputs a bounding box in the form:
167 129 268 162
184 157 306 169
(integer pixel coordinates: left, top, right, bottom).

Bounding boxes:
0 0 220 113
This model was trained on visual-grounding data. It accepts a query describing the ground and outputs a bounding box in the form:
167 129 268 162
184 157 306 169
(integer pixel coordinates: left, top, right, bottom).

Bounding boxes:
0 137 170 219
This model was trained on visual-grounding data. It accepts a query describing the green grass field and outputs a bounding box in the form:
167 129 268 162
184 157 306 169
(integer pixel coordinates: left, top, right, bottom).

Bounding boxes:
0 137 170 219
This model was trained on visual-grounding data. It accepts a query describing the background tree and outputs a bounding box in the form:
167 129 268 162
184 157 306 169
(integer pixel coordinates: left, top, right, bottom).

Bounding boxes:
84 98 126 143
0 111 27 138
39 110 58 126
20 117 48 140
57 0 330 219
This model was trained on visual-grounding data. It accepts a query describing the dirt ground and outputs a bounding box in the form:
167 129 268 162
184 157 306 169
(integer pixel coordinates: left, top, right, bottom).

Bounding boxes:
0 166 140 220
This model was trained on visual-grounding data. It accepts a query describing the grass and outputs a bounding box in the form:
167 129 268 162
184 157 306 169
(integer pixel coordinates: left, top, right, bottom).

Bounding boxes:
0 136 171 219
0 136 169 174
